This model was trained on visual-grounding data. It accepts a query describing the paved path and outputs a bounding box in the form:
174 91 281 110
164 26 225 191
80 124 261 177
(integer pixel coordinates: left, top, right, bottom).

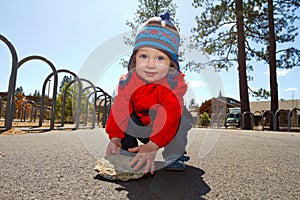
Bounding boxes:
0 128 299 199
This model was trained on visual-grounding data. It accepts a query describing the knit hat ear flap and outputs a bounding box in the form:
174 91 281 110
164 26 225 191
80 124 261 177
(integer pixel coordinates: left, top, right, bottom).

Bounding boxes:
127 51 137 71
127 11 180 71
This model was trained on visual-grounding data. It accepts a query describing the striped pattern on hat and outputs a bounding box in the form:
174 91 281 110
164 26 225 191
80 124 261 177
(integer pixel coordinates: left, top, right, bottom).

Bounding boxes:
133 13 180 61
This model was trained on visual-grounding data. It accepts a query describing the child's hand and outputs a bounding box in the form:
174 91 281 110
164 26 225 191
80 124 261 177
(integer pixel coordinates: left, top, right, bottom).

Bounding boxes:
106 138 122 156
128 141 159 174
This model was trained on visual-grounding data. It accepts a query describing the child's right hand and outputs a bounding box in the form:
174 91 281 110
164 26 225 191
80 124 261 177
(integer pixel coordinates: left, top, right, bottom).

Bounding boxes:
106 138 122 156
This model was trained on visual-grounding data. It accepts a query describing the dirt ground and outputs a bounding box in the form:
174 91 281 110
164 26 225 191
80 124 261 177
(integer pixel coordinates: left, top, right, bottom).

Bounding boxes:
0 120 74 135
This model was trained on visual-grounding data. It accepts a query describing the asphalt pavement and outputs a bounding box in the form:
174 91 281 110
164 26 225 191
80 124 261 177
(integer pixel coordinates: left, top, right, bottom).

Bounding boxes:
0 128 299 199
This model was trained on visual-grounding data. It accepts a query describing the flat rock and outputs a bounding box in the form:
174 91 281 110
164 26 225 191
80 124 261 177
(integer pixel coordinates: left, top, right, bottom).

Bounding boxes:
94 154 144 181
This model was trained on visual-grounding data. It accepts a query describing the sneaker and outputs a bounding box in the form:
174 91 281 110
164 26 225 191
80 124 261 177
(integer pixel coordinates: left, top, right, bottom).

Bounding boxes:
165 155 190 171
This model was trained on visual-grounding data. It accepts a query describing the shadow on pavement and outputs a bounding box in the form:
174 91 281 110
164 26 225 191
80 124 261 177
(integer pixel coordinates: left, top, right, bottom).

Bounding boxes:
94 164 210 200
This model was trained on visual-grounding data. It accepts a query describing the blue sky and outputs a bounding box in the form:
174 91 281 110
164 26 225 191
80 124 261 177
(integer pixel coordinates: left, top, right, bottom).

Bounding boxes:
0 0 299 105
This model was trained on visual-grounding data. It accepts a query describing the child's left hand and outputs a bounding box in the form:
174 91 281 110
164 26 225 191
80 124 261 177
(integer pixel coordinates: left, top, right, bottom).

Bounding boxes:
128 141 159 175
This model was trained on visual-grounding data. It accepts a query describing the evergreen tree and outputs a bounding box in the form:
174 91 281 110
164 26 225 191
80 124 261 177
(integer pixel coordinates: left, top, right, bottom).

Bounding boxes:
191 0 300 128
33 90 40 96
191 0 299 75
236 0 251 129
189 98 196 108
55 76 74 122
59 76 73 93
267 0 278 129
15 86 24 96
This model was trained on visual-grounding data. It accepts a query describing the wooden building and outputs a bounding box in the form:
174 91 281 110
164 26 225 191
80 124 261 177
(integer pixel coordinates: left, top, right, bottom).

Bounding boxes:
199 96 241 116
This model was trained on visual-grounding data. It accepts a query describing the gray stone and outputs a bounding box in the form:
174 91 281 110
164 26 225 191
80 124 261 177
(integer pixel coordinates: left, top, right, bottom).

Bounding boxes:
94 154 144 181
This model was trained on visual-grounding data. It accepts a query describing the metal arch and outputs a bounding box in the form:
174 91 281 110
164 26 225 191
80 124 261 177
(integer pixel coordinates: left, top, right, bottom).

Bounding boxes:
261 110 275 131
25 100 37 122
96 86 112 99
288 107 300 132
96 94 108 126
106 95 112 115
80 79 97 128
105 97 112 119
242 112 254 130
84 89 102 128
0 34 19 130
84 86 112 127
21 100 37 122
95 87 109 103
49 69 82 129
253 110 262 116
252 110 263 130
95 86 112 127
96 94 105 126
96 90 112 125
96 87 112 118
18 56 58 130
98 96 112 127
274 109 289 131
61 79 82 129
95 86 111 97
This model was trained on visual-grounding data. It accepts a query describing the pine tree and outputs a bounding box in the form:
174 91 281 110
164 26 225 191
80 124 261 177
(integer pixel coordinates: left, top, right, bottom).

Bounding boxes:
191 0 300 129
15 86 25 96
55 76 74 122
33 90 40 96
59 76 73 93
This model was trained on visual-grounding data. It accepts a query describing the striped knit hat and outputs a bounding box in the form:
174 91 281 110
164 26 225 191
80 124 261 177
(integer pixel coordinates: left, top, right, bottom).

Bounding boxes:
128 12 180 71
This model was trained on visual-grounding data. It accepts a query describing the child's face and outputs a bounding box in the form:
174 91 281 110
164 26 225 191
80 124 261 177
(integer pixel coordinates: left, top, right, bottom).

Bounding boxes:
135 47 171 83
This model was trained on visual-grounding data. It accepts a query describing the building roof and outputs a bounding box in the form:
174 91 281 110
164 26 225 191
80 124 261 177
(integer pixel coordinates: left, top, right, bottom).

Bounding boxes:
250 99 300 112
199 96 241 115
199 97 300 116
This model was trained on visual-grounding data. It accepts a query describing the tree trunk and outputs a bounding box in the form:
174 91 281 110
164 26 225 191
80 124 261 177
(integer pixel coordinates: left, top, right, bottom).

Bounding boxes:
236 0 251 129
268 0 278 131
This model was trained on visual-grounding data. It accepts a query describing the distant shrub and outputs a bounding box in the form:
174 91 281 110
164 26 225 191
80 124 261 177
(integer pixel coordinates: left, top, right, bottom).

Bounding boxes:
199 112 210 127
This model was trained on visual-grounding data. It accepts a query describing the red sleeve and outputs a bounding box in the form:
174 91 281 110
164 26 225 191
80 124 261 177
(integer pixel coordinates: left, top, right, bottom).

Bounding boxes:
150 74 187 147
149 92 182 147
105 83 132 139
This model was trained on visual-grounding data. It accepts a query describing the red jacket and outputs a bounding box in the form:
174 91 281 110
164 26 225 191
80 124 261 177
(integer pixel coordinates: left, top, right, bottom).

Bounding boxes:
105 70 187 148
